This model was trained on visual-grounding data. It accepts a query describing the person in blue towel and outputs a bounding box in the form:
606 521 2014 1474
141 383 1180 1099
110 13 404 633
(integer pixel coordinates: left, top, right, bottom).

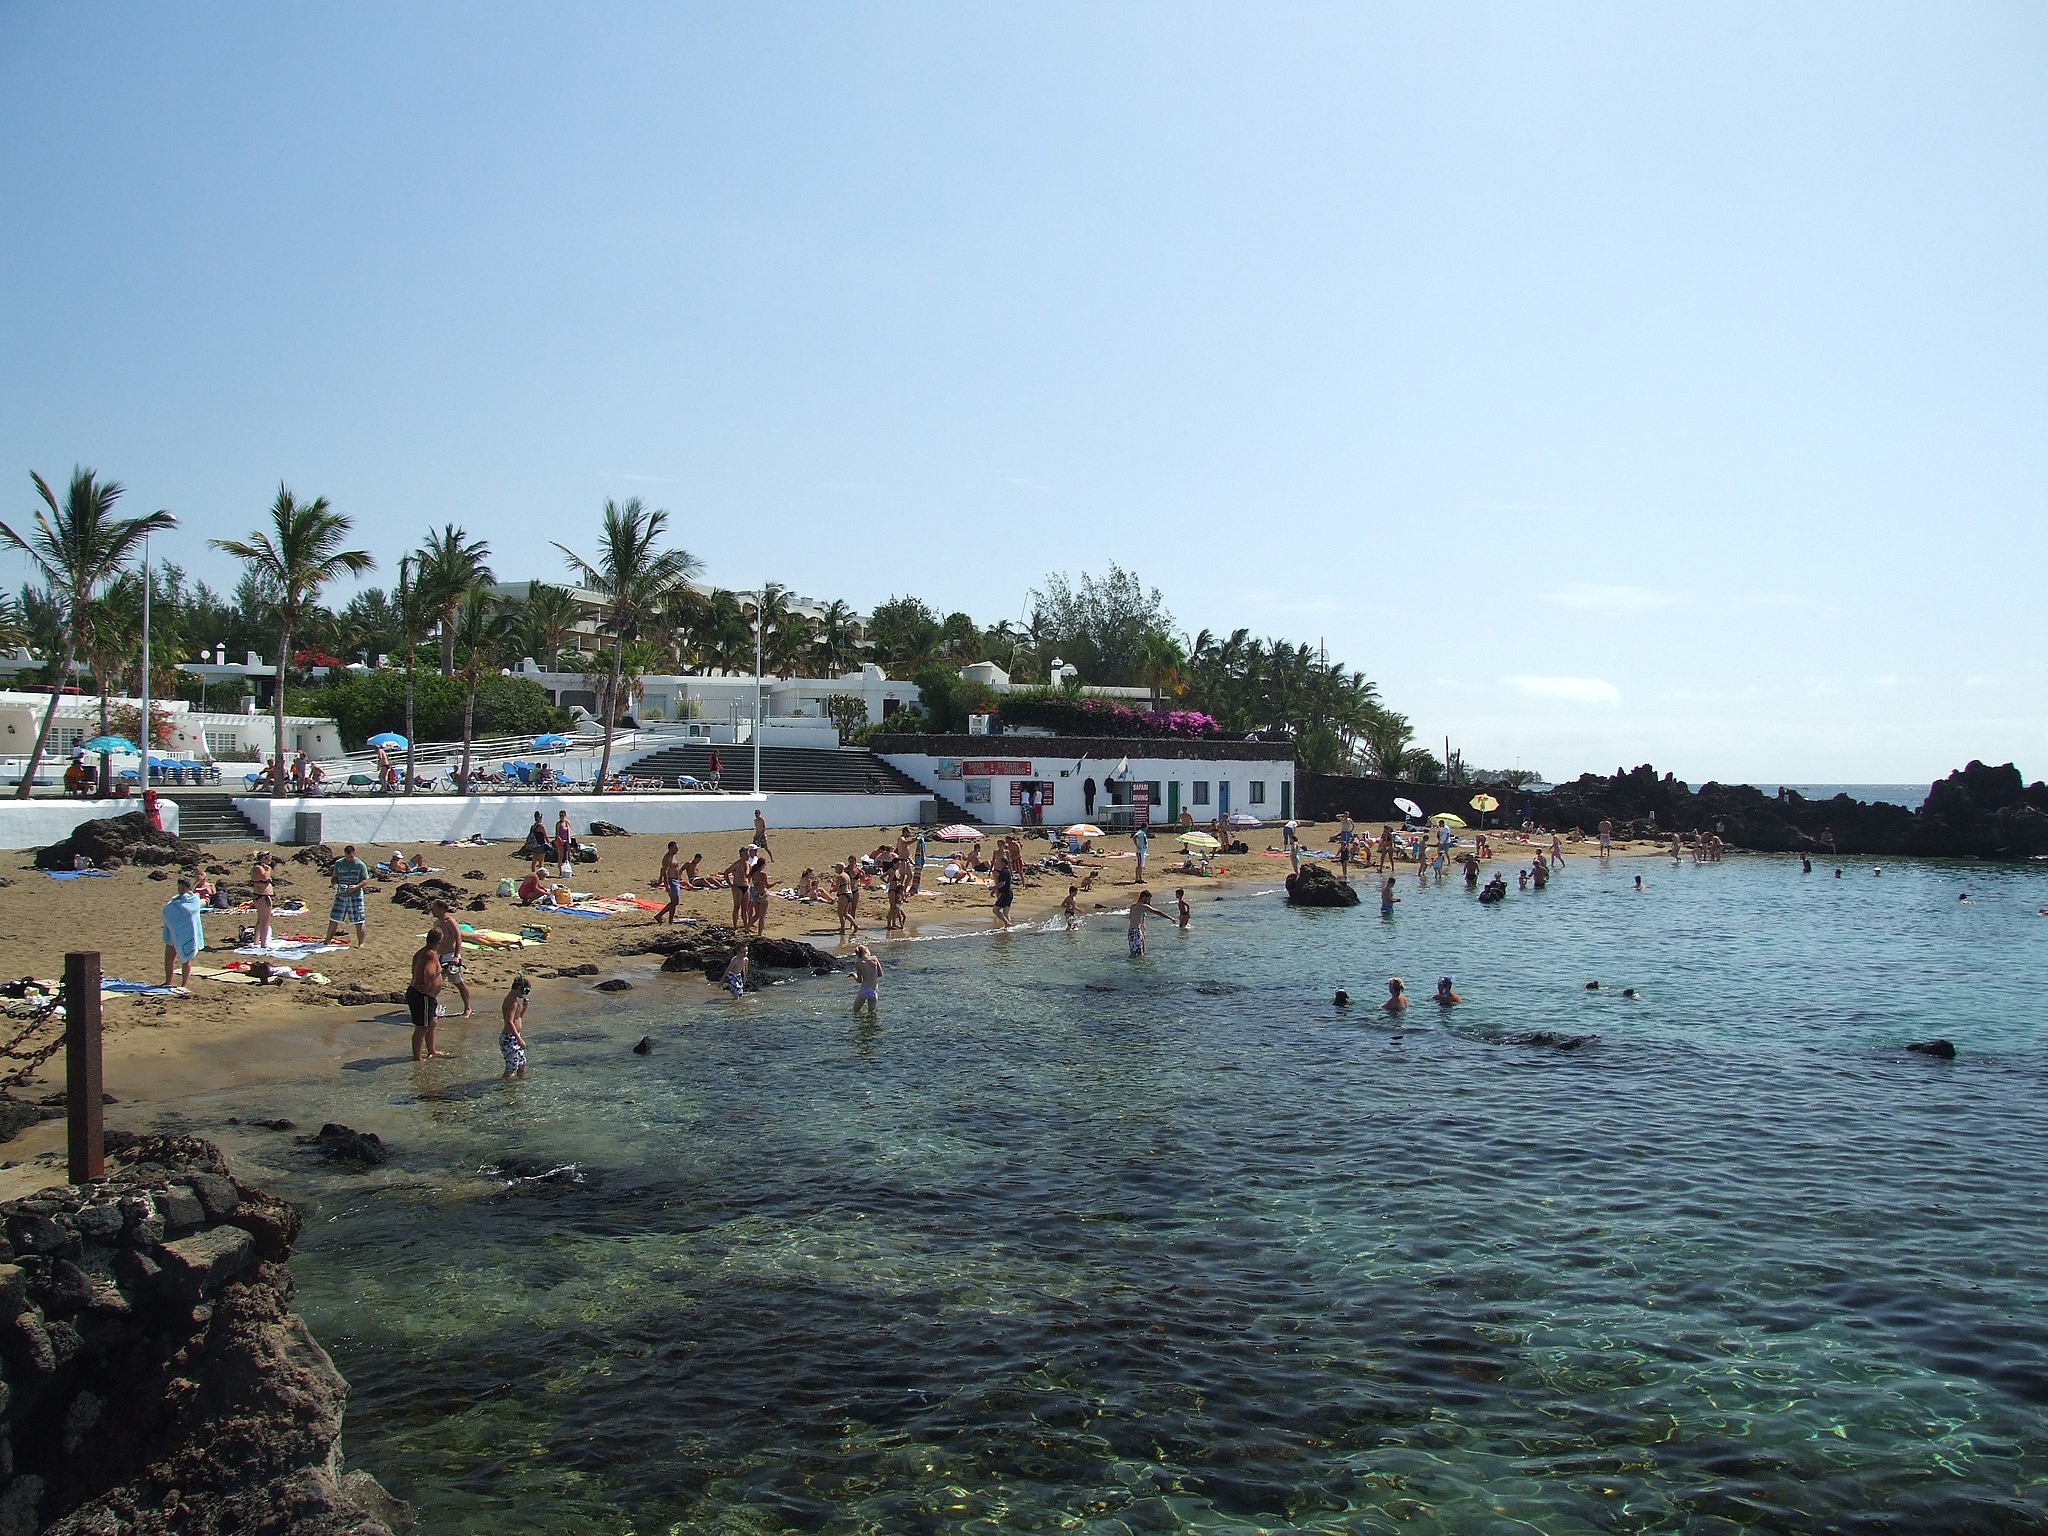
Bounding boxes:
162 876 205 990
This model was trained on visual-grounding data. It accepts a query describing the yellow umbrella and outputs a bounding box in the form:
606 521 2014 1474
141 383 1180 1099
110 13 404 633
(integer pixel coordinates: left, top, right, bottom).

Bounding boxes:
1428 812 1467 828
1178 831 1222 849
1469 793 1500 813
1064 824 1104 838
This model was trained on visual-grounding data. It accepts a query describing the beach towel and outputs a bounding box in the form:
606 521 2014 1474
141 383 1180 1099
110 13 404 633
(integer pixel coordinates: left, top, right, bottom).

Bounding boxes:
47 870 116 880
536 904 613 918
234 940 347 960
102 979 180 996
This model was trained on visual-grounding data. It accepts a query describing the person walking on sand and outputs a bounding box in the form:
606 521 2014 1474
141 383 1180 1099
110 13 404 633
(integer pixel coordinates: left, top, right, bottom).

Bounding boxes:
911 828 927 895
1126 889 1170 957
500 974 531 1079
753 808 771 857
427 900 474 1018
833 863 860 941
325 844 370 947
407 934 449 1060
722 846 752 930
1378 824 1396 873
722 942 749 998
250 850 275 951
161 875 205 991
1133 823 1148 883
748 852 771 937
554 812 574 877
654 841 682 925
851 943 882 1017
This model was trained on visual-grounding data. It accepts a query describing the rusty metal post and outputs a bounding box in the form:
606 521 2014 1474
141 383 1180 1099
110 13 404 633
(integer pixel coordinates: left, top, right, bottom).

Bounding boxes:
65 951 103 1184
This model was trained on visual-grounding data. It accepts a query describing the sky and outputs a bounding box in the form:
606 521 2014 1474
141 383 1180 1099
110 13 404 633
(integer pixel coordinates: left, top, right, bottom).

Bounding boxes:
3 2 2044 785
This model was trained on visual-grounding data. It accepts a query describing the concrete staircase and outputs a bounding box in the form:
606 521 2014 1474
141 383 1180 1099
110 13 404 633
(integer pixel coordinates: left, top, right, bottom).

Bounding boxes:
162 792 267 844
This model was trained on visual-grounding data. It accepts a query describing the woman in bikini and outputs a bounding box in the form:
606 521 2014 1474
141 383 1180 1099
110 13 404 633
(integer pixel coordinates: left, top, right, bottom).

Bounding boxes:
250 851 275 950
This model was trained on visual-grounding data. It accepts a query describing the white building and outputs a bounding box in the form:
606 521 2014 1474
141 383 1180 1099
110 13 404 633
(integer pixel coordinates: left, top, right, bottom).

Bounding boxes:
873 733 1298 827
0 690 343 785
511 659 919 732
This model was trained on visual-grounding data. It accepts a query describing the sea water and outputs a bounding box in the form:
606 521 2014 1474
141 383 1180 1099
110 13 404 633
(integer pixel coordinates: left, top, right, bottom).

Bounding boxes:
199 853 2048 1534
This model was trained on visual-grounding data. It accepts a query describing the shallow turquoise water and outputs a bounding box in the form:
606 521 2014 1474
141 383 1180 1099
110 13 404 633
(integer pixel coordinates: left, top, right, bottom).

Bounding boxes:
214 853 2048 1533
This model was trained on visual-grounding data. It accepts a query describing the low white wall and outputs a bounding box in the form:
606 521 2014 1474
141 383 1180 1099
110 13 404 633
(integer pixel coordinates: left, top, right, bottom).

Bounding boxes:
0 798 181 850
232 792 930 845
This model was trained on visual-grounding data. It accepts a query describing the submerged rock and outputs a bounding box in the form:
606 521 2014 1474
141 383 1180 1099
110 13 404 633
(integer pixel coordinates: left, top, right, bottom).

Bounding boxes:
631 1036 654 1055
1284 864 1360 907
1905 1038 1958 1059
593 978 633 993
1483 1030 1597 1051
296 1123 388 1168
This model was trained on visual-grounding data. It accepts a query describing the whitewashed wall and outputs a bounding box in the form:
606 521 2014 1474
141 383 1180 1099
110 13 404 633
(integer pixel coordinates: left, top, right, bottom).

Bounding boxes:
231 792 930 845
0 799 181 850
878 749 1295 827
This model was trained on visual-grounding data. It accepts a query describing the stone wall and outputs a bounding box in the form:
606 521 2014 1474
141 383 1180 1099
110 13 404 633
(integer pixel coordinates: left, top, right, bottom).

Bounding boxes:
0 1134 408 1535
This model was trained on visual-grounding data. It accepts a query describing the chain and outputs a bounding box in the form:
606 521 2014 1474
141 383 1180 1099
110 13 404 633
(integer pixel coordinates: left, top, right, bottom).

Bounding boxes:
0 988 67 1088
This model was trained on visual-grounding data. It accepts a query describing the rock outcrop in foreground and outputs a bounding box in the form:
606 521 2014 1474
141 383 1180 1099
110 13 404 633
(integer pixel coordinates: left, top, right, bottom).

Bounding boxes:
1284 864 1360 907
0 1133 408 1536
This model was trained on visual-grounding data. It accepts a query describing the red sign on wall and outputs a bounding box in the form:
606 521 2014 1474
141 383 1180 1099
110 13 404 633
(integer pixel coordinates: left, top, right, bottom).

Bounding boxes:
961 760 1032 777
1131 781 1152 827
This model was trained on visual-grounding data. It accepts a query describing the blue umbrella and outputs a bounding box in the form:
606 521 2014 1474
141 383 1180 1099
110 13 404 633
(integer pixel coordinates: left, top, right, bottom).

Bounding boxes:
533 733 571 750
367 732 408 750
81 735 138 754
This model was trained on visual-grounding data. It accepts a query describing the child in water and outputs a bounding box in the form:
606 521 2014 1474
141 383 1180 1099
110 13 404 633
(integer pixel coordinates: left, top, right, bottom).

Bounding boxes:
722 944 749 998
1060 885 1079 929
1174 888 1191 928
851 943 882 1016
500 975 530 1080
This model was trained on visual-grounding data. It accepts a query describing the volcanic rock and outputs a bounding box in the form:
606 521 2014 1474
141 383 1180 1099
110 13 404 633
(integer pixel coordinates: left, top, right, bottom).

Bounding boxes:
1284 864 1360 907
33 813 201 873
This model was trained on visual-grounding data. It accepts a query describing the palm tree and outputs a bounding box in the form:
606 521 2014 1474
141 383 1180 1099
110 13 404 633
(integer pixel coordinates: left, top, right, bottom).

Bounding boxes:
517 581 584 671
0 596 28 658
813 599 863 676
0 469 176 798
79 577 145 791
414 524 493 676
554 498 701 790
210 485 373 796
394 554 432 795
1357 707 1415 779
449 588 519 792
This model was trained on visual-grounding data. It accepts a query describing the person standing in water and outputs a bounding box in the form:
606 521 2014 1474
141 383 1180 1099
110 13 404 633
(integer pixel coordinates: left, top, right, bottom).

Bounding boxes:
722 943 749 998
1174 888 1191 928
500 975 530 1080
1126 889 1170 957
1060 885 1080 929
851 943 882 1017
1382 978 1408 1013
991 850 1014 928
407 934 448 1061
1334 813 1356 879
1380 876 1400 917
427 899 474 1019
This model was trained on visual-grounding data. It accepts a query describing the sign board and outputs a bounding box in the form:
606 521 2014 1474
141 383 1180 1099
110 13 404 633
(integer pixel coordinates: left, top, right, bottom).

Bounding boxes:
1008 779 1055 806
961 759 1033 777
1131 780 1152 827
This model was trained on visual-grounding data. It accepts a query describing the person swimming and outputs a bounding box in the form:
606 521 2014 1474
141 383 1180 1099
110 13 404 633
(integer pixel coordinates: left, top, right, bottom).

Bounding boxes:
1333 989 1351 1008
1433 977 1461 1006
1382 978 1407 1013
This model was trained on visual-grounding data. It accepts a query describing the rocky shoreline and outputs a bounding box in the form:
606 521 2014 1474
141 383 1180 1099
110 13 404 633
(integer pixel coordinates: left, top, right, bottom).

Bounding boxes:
1534 759 2048 860
0 1134 407 1535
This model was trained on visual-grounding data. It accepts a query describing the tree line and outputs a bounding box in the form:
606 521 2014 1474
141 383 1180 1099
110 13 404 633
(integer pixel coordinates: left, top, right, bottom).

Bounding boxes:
4 467 1533 795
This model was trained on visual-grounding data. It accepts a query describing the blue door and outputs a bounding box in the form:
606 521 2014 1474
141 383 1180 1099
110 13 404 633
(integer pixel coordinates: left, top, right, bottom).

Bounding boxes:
1218 781 1231 817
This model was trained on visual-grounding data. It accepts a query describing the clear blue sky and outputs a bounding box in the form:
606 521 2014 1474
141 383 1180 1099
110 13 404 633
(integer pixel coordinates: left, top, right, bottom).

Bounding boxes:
4 3 2043 784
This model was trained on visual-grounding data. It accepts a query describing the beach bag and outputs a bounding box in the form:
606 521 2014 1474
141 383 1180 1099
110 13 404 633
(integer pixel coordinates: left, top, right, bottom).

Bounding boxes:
497 878 516 898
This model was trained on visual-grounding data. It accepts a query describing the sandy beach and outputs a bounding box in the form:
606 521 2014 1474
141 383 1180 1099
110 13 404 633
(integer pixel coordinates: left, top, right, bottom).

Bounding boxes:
0 815 1662 1192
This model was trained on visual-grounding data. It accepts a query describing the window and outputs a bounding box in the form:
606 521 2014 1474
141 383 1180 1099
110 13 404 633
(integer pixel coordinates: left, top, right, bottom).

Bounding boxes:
1193 781 1210 805
1248 781 1266 805
1145 781 1162 807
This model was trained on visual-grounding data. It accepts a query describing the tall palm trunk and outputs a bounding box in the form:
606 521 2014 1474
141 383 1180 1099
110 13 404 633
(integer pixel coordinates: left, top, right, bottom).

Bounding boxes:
459 683 477 795
595 639 622 789
272 622 292 797
402 650 417 797
14 639 76 798
98 687 111 801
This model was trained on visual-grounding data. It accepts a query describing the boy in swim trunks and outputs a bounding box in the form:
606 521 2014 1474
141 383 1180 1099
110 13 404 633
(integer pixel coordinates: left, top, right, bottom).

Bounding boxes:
851 943 882 1017
407 936 448 1060
1174 888 1191 928
654 841 682 925
427 900 473 1018
500 974 530 1079
1126 889 1170 957
722 943 749 998
1060 885 1079 929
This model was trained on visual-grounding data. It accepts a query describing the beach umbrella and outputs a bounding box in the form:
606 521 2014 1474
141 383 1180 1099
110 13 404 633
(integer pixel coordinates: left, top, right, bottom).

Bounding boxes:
935 824 982 841
81 735 138 755
1179 831 1222 849
533 733 571 749
1064 823 1104 838
1469 793 1500 813
367 732 408 750
1393 797 1424 819
1228 813 1262 827
1428 812 1467 827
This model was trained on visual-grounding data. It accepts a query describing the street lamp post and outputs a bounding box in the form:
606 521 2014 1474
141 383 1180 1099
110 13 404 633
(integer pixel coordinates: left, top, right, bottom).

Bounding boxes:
138 532 151 791
753 588 763 796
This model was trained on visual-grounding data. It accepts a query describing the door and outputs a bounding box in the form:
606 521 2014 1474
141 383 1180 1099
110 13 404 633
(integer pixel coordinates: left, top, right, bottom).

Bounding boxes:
1280 780 1291 819
1167 781 1180 822
1219 781 1231 817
